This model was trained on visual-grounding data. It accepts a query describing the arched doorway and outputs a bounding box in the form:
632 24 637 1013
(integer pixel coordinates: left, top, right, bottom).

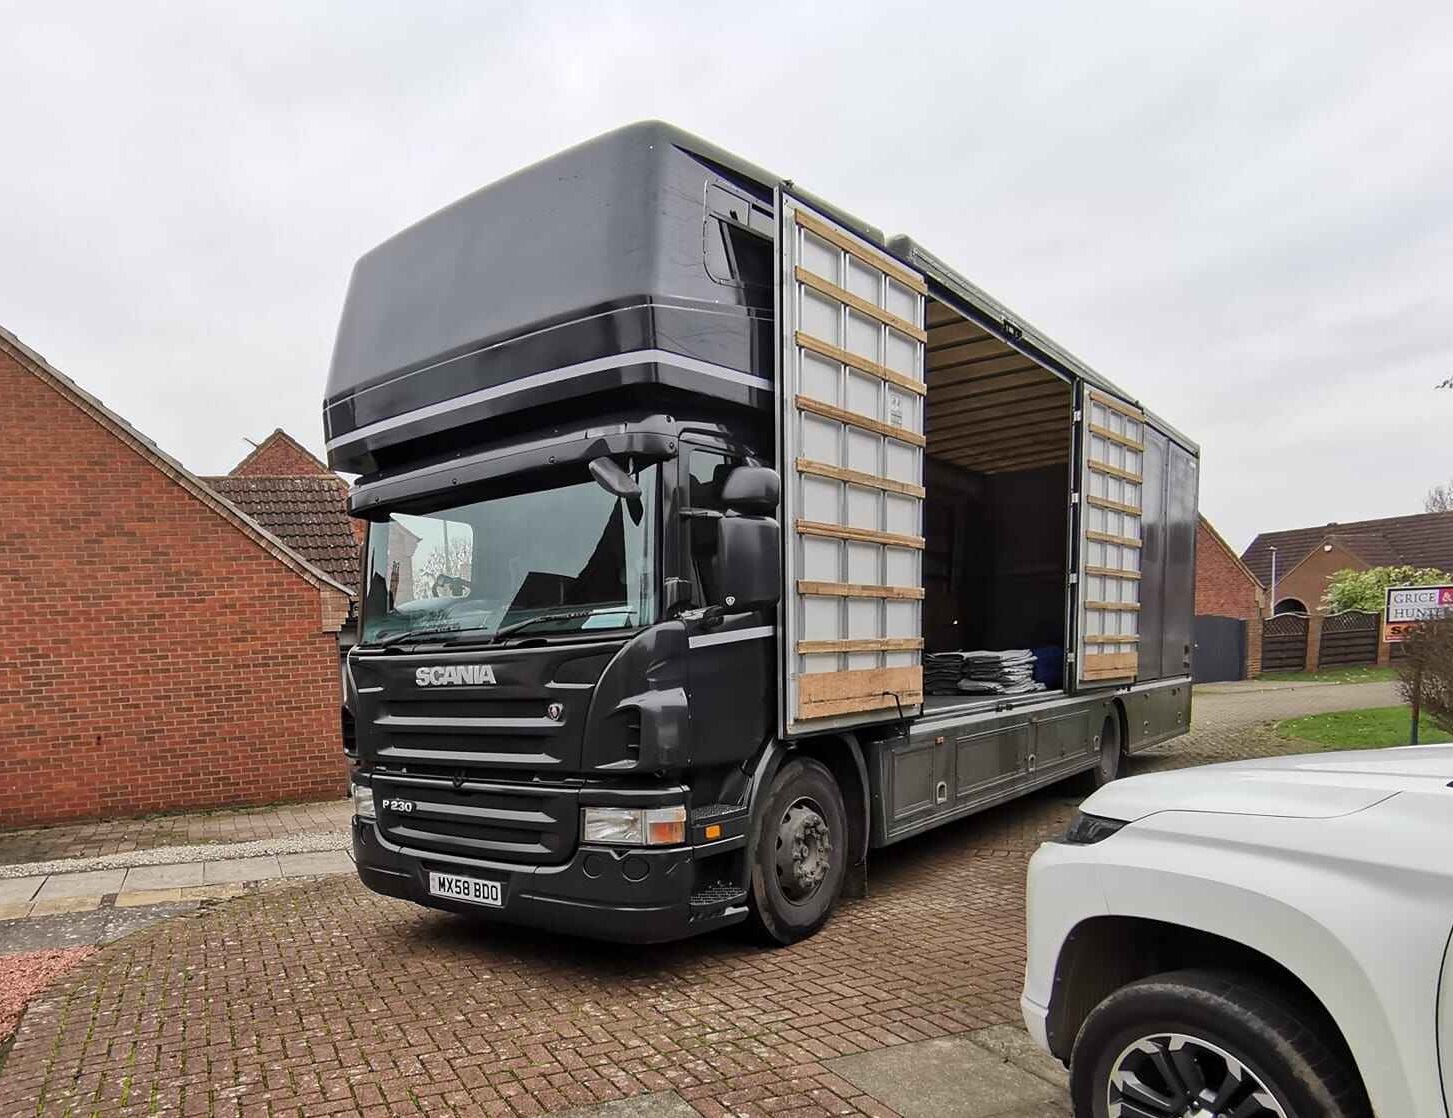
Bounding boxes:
1274 597 1308 615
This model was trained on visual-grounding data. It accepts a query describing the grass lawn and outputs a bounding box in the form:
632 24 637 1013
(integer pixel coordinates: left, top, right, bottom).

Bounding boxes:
1275 705 1416 749
1259 665 1396 685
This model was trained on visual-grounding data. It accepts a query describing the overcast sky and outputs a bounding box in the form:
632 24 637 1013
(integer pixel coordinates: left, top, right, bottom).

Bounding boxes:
4 1 1450 551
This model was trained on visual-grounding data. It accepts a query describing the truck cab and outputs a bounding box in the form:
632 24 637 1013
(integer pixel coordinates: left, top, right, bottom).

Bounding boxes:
328 121 1197 944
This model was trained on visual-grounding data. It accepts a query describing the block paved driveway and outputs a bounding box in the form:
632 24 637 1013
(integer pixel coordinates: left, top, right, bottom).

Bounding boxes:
0 679 1400 1118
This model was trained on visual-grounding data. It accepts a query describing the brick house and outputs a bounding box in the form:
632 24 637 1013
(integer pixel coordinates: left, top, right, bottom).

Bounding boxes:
204 430 363 610
1242 511 1453 615
1194 516 1266 677
0 327 352 828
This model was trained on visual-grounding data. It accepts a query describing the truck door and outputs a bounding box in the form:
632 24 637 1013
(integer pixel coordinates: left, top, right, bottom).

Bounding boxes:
1074 384 1148 687
776 191 927 737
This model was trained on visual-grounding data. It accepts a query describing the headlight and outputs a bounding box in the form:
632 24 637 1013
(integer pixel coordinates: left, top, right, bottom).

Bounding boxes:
581 805 686 846
1062 811 1126 845
351 777 376 821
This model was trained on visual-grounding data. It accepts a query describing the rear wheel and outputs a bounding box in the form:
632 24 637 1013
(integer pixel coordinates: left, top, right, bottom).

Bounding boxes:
746 757 847 945
1070 969 1370 1118
1090 712 1125 788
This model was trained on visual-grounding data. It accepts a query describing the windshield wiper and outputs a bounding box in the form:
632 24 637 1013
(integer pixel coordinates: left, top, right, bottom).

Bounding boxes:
490 608 624 643
372 624 492 649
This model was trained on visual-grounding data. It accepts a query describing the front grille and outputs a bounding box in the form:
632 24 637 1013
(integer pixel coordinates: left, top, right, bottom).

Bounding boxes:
371 697 567 770
373 773 578 865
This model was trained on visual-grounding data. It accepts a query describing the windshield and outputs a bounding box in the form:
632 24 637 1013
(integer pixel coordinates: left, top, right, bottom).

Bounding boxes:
361 462 660 644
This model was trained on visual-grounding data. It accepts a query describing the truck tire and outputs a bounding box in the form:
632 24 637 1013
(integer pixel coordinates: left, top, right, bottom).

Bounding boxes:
1089 713 1124 788
1069 968 1370 1118
746 756 847 946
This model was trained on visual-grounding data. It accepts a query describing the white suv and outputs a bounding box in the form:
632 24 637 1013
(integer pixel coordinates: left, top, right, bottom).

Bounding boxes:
1022 744 1453 1117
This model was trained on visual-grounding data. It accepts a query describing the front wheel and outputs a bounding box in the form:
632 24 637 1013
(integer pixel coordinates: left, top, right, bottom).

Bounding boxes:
746 757 847 946
1070 969 1370 1118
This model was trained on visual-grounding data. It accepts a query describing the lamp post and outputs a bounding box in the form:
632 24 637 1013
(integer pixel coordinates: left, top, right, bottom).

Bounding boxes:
1269 546 1278 614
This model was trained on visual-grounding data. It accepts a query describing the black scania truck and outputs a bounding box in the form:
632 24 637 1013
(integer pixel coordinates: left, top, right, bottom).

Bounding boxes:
328 122 1198 945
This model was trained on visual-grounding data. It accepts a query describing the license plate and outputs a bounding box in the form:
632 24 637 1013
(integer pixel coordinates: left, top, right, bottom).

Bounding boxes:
428 871 504 908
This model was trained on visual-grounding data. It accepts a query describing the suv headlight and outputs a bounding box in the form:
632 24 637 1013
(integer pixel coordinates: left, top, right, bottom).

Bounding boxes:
351 777 376 821
1062 811 1126 845
581 805 686 846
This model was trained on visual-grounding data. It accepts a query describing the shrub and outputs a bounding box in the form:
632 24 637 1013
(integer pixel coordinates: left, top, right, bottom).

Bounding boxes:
1324 565 1451 613
1396 618 1453 736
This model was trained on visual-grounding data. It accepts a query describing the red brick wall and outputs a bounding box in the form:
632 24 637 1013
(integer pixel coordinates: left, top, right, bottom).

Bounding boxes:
232 433 327 477
1195 520 1261 619
0 352 348 828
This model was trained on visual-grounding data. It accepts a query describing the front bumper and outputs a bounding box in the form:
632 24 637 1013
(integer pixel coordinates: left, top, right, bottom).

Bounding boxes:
353 819 747 943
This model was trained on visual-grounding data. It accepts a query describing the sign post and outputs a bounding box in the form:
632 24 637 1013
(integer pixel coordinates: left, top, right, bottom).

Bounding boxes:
1383 585 1453 745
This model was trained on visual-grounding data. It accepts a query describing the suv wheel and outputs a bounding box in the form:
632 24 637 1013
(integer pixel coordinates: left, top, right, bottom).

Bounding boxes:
746 757 847 945
1070 969 1370 1118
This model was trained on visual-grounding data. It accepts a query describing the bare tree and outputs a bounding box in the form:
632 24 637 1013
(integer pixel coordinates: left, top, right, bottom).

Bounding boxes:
1427 481 1453 514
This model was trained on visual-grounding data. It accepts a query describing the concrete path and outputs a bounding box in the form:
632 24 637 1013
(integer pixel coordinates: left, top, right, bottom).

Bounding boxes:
0 847 354 926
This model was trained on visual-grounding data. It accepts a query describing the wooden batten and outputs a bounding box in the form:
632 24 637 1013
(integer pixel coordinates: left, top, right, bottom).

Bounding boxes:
926 411 1069 445
1086 494 1143 516
796 395 925 448
794 267 927 342
927 336 1017 370
798 665 924 720
926 366 1060 403
1087 391 1144 421
924 319 993 350
794 210 927 295
1089 423 1144 451
795 458 926 499
1086 565 1142 581
1087 530 1143 549
796 638 924 654
927 387 1070 428
797 580 925 600
1087 460 1143 484
796 332 926 398
796 519 925 550
1081 652 1138 680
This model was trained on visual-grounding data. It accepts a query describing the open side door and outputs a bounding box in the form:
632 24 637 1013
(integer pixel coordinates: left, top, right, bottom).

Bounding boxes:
776 191 927 737
1074 384 1147 686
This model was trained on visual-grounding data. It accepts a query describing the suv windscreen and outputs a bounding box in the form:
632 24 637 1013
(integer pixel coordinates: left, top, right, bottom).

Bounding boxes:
361 461 660 644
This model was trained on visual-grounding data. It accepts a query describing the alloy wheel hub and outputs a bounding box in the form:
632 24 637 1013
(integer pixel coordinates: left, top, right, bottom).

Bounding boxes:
1107 1033 1286 1118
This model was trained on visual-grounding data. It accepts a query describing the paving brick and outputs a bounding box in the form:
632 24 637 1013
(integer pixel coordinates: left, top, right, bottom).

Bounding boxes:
0 683 1389 1117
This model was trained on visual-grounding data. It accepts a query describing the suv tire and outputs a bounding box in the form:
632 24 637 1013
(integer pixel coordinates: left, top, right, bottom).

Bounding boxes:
1070 968 1370 1118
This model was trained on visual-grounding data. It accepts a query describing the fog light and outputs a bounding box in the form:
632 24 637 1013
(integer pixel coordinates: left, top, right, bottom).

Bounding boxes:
351 778 376 821
581 804 687 846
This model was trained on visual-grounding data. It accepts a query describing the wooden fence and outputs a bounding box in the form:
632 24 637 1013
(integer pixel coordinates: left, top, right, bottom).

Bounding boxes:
1261 613 1309 671
1317 610 1380 667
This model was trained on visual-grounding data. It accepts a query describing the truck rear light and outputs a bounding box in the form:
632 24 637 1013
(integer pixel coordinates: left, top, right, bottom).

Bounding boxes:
581 805 686 846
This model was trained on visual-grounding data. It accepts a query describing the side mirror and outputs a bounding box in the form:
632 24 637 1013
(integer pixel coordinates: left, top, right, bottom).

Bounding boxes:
715 516 780 610
720 466 779 514
589 455 643 524
588 456 642 500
